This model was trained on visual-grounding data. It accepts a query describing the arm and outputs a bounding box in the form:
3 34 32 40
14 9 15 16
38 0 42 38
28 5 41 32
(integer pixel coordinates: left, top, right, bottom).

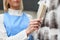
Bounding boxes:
0 29 28 40
6 30 28 40
0 24 28 40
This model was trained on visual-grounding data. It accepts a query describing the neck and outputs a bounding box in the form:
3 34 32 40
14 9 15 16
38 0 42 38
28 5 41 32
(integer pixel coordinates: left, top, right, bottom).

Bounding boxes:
10 6 20 10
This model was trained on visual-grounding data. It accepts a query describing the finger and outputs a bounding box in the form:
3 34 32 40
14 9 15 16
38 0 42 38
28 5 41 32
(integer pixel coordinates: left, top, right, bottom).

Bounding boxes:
31 25 39 28
30 19 41 22
32 26 39 31
30 22 40 25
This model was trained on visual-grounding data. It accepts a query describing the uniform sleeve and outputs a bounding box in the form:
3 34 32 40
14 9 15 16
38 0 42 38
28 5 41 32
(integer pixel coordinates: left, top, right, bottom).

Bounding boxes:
0 27 28 40
0 14 28 40
0 28 28 40
26 14 33 20
6 30 28 40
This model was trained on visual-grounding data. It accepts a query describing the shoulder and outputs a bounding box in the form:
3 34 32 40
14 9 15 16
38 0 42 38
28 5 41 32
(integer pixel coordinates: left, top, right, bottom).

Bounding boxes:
26 14 32 19
23 12 33 20
0 13 4 17
0 14 6 34
0 14 4 24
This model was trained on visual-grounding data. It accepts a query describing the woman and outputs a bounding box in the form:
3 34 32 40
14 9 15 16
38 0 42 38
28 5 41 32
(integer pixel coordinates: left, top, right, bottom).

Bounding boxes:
0 0 41 40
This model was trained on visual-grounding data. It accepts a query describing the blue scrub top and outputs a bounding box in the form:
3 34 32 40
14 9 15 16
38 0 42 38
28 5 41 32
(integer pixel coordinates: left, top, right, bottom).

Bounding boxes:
3 12 34 40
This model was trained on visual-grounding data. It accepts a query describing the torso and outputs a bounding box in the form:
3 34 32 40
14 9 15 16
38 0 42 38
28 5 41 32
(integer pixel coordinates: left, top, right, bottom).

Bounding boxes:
0 12 32 37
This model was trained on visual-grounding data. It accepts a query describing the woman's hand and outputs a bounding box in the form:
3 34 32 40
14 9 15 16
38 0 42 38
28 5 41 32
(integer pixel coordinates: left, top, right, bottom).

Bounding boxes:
26 19 42 36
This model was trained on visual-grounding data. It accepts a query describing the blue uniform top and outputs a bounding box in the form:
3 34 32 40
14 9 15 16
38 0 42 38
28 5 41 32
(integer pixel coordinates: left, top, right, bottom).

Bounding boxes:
3 12 34 40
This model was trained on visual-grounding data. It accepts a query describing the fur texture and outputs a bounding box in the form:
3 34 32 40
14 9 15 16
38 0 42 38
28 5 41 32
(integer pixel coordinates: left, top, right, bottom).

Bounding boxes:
32 0 60 40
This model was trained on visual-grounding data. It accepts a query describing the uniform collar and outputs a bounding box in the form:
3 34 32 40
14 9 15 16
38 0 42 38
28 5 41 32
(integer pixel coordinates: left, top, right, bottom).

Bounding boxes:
8 8 23 16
